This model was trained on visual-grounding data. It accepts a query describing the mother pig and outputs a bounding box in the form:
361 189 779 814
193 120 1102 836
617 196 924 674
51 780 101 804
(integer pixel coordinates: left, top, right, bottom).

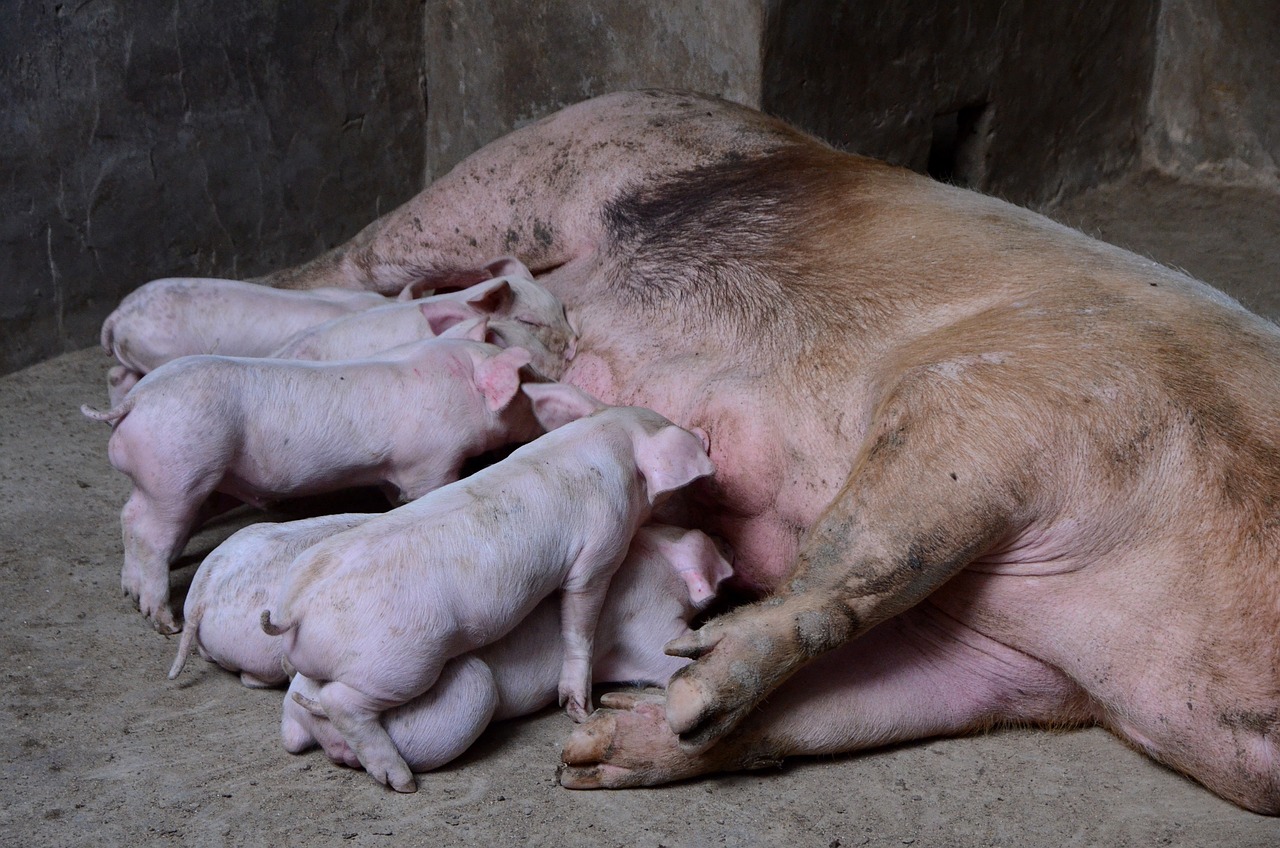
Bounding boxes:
256 90 1279 813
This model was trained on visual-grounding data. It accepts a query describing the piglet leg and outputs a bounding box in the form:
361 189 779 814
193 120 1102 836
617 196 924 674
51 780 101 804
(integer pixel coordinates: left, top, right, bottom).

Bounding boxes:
316 681 416 793
119 490 199 634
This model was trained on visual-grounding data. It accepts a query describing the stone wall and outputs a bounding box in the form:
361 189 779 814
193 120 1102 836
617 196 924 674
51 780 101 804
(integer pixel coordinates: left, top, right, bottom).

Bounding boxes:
1 0 426 373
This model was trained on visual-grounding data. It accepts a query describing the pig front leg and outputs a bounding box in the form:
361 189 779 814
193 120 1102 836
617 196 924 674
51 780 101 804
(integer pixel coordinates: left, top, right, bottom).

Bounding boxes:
560 603 1094 788
662 376 1033 752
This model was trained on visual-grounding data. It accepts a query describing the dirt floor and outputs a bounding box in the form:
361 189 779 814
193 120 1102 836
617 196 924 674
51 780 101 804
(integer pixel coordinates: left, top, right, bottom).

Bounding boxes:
3 170 1279 847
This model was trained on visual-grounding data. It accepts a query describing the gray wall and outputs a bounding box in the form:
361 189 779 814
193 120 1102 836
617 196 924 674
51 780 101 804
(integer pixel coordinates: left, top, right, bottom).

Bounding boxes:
2 0 426 373
4 0 1278 374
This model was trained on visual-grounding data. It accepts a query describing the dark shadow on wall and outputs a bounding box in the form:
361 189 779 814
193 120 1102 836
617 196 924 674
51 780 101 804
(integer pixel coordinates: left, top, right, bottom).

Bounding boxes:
760 0 1160 207
0 0 426 374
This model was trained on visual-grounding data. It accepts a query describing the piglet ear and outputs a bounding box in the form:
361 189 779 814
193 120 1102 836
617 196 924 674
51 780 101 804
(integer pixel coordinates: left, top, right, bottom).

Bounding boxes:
640 526 734 608
438 316 489 342
474 347 533 411
483 255 534 281
464 278 514 314
397 279 434 301
419 300 479 335
521 382 606 431
635 425 715 504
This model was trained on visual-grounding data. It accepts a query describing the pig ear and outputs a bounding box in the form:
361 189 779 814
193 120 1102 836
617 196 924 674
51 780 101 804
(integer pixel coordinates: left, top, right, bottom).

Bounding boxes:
439 316 489 342
635 426 716 504
649 527 734 608
420 300 479 335
463 278 514 314
521 382 606 431
397 279 434 301
483 255 533 281
475 347 533 411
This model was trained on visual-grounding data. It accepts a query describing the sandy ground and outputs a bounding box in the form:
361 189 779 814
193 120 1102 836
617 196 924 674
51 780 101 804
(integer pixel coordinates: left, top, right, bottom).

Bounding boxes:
3 171 1279 847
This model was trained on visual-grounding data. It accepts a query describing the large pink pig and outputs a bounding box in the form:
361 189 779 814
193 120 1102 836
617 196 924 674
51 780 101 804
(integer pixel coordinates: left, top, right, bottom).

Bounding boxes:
99 277 392 404
168 513 375 687
82 335 537 634
271 267 574 378
248 91 1280 813
280 524 733 781
260 382 715 792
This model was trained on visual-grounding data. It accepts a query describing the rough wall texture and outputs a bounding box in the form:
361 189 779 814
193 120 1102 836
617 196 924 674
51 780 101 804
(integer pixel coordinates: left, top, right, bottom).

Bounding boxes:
761 0 1160 207
1 0 426 374
423 0 766 180
1146 0 1280 183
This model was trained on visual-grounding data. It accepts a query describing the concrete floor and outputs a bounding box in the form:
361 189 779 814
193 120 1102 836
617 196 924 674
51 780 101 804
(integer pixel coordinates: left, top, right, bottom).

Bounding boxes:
2 171 1278 846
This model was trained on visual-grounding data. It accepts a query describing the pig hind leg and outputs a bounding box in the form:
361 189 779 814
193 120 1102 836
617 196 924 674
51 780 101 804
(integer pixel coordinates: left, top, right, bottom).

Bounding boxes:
382 655 500 773
119 488 206 634
316 681 417 793
560 603 1095 788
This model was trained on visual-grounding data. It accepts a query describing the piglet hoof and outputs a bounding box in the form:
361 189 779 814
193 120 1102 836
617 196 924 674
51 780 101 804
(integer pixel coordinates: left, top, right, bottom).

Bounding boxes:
559 687 593 723
558 691 713 789
140 599 181 635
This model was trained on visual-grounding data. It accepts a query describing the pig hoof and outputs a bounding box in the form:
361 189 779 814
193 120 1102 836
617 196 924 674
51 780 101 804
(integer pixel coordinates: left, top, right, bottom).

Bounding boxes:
558 691 710 789
144 605 181 635
664 664 752 755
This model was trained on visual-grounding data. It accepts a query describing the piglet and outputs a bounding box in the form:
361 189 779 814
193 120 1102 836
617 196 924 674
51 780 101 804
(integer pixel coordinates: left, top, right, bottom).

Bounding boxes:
168 513 375 687
82 332 537 634
272 258 575 377
260 382 715 792
100 277 391 404
281 524 733 777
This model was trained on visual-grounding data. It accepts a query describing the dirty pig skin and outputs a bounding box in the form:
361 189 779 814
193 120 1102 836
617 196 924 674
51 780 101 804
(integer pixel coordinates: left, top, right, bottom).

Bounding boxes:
252 90 1280 813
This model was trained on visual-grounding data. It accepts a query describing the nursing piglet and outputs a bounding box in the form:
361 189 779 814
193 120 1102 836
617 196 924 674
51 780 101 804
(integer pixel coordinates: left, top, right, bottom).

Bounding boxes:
260 382 715 792
82 335 537 634
280 524 733 778
168 513 375 687
100 277 390 404
272 258 575 377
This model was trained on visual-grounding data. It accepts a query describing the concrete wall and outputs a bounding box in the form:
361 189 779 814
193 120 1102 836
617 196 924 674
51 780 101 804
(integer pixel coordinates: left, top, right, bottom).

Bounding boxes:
1 0 426 373
422 0 766 180
1146 0 1280 183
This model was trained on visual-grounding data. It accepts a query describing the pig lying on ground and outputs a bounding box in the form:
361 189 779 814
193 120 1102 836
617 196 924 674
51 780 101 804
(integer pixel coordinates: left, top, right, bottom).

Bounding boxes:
168 513 375 687
260 382 715 792
99 277 392 404
271 260 574 378
83 333 537 634
252 90 1280 812
281 524 733 780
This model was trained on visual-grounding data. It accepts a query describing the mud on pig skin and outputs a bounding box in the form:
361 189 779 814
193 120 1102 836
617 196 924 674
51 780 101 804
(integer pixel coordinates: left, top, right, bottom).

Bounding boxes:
81 335 538 635
271 259 574 378
99 277 392 405
259 383 715 793
168 513 376 687
253 90 1280 813
280 524 733 779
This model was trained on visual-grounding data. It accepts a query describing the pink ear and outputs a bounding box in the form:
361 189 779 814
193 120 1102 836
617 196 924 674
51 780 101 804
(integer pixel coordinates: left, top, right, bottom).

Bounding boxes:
521 382 606 431
419 300 480 334
474 347 533 411
634 426 715 504
636 525 734 608
464 278 514 314
438 316 489 342
483 256 534 281
397 280 434 301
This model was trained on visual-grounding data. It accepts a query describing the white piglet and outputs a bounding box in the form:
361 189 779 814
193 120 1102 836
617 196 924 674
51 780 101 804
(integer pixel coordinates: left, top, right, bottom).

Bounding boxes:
260 382 715 792
82 331 537 634
280 524 733 779
99 277 390 404
169 513 376 687
272 257 575 376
